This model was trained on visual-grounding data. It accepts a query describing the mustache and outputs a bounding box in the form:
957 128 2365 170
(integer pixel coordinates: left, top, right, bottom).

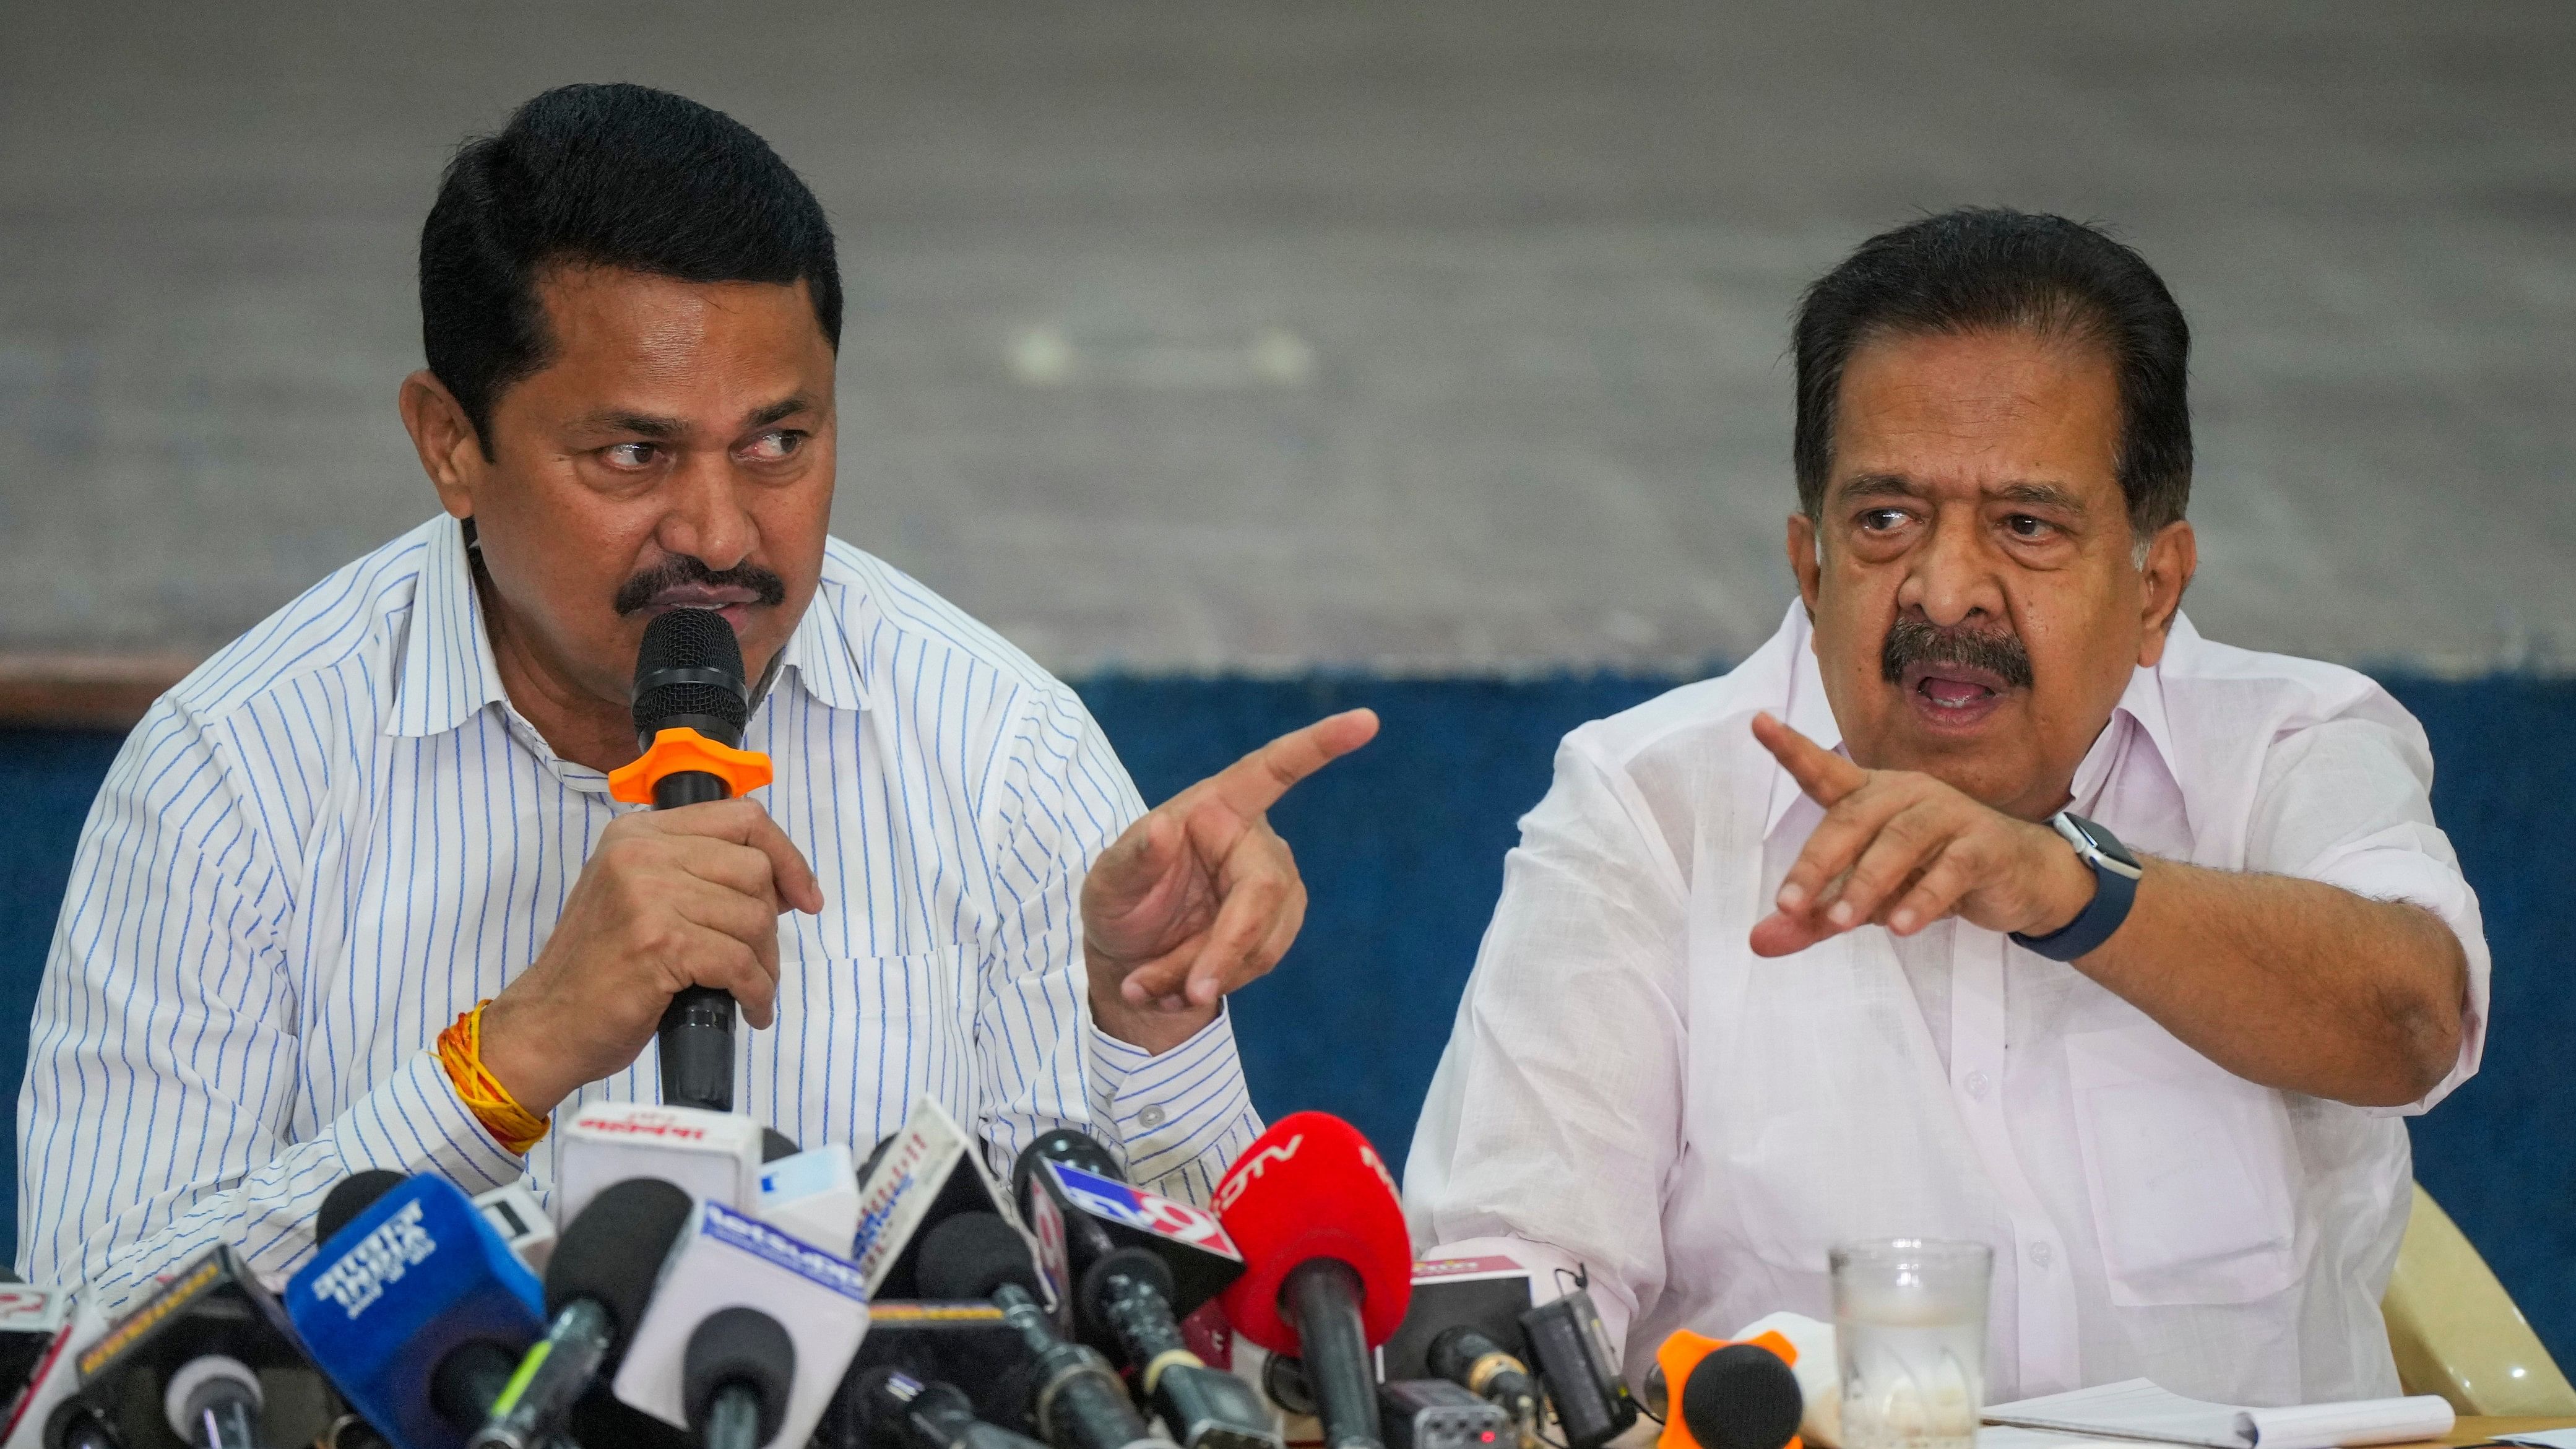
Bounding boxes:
613 555 789 616
1881 615 2034 690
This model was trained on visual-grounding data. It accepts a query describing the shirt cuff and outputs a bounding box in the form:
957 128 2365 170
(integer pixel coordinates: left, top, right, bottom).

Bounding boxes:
1087 1003 1255 1187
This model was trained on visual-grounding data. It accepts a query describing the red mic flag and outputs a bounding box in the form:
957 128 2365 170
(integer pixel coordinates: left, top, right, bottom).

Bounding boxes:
1212 1111 1413 1353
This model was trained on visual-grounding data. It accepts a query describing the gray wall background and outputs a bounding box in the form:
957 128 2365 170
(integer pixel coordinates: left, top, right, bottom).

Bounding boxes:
3 1 2571 673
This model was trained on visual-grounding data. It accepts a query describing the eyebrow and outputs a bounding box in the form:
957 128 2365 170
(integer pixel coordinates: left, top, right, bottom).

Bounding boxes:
1836 473 2091 513
568 394 818 440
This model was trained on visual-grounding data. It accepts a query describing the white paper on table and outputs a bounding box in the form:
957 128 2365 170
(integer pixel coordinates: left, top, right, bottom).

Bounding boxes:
1981 1427 2140 1449
2489 1432 2576 1449
1984 1378 2456 1449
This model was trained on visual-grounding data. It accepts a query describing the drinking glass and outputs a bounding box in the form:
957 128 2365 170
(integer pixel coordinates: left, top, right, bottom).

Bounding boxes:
1830 1238 1992 1449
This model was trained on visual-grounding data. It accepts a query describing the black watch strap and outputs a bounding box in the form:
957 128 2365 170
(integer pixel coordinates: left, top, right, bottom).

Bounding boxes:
2010 813 2142 962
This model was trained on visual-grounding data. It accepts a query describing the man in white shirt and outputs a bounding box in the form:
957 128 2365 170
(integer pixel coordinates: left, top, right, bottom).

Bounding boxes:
19 84 1368 1307
1406 208 2484 1406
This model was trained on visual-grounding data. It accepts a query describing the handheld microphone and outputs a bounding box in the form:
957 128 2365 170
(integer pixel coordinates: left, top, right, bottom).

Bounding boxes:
72 1244 317 1449
914 1213 1156 1449
1424 1328 1537 1434
318 1170 412 1242
1214 1113 1414 1449
1516 1291 1633 1449
1011 1134 1269 1449
756 1143 862 1256
555 1101 767 1229
849 1365 1048 1449
680 1308 795 1449
606 605 774 1114
1639 1333 1802 1449
288 1172 548 1449
612 1200 870 1449
850 1098 1019 1299
470 1177 696 1449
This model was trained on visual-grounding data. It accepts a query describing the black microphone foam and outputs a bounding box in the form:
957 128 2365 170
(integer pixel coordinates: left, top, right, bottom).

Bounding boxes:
685 1306 796 1444
1009 1129 1120 1211
547 1177 696 1335
315 1169 409 1245
917 1214 1044 1302
634 607 750 746
1679 1345 1804 1449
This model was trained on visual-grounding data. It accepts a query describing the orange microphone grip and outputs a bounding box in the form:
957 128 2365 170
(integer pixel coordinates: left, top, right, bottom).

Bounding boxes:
605 727 774 805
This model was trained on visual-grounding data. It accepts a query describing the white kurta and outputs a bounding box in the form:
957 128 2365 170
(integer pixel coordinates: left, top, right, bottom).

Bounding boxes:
1406 603 2488 1407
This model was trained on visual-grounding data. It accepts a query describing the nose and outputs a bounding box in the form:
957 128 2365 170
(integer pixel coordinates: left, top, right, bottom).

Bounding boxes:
1896 507 2007 629
654 451 759 571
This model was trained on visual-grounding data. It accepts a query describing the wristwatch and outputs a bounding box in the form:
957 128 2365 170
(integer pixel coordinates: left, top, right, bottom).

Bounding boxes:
2009 811 2144 961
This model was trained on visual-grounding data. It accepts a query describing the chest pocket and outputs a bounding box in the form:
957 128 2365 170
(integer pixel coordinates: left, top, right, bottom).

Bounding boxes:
2067 1022 2302 1307
758 947 972 1154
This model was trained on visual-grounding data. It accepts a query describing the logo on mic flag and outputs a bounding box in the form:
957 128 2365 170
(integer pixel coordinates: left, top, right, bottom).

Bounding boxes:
1042 1161 1242 1261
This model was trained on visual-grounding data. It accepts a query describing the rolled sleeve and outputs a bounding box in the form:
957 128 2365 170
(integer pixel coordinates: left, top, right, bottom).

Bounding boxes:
2246 715 2490 1114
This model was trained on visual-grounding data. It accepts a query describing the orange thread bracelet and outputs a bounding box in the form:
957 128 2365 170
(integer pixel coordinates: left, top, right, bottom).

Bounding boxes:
436 1000 550 1156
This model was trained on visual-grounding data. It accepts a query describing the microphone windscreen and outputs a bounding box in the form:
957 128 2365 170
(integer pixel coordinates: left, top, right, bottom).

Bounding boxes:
1679 1344 1803 1449
634 607 749 739
316 1169 408 1245
1214 1112 1412 1354
1011 1128 1123 1211
684 1306 795 1442
548 1177 696 1333
916 1213 1043 1301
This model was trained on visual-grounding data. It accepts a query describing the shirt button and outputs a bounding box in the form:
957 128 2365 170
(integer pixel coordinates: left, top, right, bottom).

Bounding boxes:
1963 1071 1991 1100
2029 1242 2055 1268
1137 1105 1167 1130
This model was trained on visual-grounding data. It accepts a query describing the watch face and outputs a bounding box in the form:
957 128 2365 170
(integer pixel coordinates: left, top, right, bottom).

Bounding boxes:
2064 813 2143 875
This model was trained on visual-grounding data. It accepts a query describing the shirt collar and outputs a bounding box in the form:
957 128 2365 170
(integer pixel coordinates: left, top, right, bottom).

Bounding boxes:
387 519 873 742
766 569 872 715
1759 600 2189 839
388 516 508 738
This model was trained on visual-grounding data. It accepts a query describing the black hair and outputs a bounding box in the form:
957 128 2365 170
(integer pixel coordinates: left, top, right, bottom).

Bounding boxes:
1792 207 2192 539
419 83 842 457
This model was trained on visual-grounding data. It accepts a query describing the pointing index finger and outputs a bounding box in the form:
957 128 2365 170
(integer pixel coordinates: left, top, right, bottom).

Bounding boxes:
1203 708 1381 818
1752 711 1868 808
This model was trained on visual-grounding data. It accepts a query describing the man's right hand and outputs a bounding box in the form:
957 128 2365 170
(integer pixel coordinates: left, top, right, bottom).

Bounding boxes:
478 797 824 1117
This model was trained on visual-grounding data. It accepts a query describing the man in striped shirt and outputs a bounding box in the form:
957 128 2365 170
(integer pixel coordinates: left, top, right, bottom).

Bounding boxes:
16 83 1370 1310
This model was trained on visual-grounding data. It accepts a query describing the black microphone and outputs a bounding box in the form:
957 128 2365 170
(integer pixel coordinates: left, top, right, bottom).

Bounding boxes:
1425 1327 1538 1434
914 1213 1158 1449
470 1177 696 1449
1012 1132 1273 1449
314 1167 410 1241
69 1244 319 1449
681 1306 795 1449
850 1365 1050 1449
629 605 759 1113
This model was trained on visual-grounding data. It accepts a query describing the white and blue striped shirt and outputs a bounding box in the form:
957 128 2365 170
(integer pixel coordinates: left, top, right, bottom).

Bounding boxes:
16 516 1262 1309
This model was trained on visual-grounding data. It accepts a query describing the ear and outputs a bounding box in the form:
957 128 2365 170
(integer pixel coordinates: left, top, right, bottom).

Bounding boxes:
1785 511 1823 621
398 370 485 522
2135 519 2197 667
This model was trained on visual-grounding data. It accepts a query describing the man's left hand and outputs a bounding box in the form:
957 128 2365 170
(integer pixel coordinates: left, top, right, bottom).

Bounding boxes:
1083 709 1380 1050
1748 711 2099 958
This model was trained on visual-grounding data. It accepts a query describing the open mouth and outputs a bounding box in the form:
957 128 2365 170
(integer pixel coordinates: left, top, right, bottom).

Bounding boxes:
1899 660 2016 729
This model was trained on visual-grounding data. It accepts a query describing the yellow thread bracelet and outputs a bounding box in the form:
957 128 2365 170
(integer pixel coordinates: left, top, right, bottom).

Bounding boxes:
437 1000 549 1156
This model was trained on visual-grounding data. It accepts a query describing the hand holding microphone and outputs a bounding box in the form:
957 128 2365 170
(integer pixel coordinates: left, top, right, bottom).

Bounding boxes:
477 608 821 1117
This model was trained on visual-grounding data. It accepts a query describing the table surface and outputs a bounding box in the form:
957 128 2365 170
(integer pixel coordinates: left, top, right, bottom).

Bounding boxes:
2435 1418 2574 1446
